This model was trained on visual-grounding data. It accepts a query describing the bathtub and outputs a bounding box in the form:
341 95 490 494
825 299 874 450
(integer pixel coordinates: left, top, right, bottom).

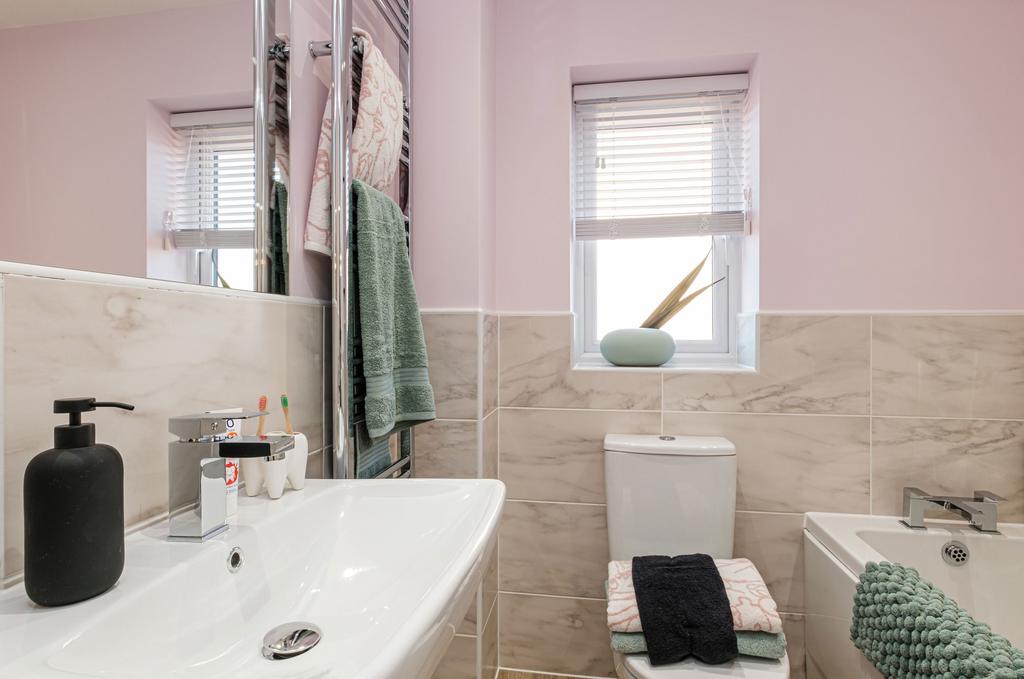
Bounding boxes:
803 512 1024 679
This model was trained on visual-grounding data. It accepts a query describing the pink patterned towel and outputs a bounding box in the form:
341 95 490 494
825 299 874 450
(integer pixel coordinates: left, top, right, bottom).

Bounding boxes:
607 558 783 634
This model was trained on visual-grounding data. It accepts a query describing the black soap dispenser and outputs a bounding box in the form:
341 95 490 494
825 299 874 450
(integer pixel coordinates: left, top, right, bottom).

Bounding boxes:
23 397 135 606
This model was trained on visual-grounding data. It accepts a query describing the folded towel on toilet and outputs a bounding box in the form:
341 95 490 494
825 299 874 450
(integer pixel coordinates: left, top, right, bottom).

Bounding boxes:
611 629 787 659
608 557 783 635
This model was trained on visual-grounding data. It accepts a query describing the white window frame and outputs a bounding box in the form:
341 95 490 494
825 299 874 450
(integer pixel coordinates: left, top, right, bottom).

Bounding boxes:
571 74 748 366
574 235 741 363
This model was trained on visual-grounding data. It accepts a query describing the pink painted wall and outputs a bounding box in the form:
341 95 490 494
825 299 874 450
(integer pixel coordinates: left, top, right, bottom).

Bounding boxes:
489 0 1024 312
288 0 333 299
0 2 252 279
411 0 496 311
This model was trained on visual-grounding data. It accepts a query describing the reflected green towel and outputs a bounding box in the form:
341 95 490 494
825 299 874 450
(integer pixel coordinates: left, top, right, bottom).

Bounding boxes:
351 180 435 440
268 180 289 295
852 562 1024 679
611 630 787 660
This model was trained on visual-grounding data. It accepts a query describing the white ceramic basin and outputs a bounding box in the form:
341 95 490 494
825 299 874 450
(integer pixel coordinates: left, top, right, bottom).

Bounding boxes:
0 479 505 678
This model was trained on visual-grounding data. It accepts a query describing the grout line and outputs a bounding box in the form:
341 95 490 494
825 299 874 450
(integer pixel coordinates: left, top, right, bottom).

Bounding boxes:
499 667 610 679
495 315 503 674
868 315 874 514
501 405 662 414
499 590 607 602
499 405 1024 422
736 509 809 517
755 309 1024 317
498 668 610 679
505 498 607 508
870 413 1024 423
504 499 809 516
665 409 869 419
477 312 485 480
0 277 5 581
660 372 665 434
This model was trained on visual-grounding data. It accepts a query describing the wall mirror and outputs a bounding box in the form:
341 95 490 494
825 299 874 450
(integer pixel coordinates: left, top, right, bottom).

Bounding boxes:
0 0 331 297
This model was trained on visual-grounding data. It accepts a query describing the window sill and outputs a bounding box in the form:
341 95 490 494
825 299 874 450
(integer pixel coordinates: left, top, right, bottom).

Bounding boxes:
573 353 756 375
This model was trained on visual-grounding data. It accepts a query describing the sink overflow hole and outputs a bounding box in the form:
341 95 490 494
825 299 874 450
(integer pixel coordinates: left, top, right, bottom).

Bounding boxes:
262 622 323 660
227 547 244 573
941 540 969 566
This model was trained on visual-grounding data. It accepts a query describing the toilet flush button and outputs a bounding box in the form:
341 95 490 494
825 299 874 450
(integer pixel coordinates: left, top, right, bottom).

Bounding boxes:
659 436 676 441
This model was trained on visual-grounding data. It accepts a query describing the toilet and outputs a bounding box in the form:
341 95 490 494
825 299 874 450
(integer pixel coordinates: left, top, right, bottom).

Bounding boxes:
604 434 790 679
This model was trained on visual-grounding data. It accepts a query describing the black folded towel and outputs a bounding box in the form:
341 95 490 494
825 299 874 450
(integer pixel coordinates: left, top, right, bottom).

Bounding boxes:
632 554 738 666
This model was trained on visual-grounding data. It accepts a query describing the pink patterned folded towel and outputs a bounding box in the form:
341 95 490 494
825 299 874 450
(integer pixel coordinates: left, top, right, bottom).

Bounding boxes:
607 558 783 635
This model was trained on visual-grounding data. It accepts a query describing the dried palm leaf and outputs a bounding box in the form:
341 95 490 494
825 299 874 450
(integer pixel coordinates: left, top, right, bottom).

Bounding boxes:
647 277 726 329
639 248 712 328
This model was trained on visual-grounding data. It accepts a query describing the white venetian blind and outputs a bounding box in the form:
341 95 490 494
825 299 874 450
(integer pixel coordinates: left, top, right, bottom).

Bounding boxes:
168 108 256 249
573 74 749 240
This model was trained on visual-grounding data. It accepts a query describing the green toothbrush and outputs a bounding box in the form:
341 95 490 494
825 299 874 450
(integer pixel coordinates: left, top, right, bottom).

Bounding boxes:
280 394 294 435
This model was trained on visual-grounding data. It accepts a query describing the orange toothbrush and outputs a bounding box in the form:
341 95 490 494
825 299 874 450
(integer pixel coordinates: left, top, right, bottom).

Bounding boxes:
256 395 268 438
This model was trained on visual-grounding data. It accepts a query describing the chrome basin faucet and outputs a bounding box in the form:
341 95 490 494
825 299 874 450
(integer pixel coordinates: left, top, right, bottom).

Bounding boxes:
901 487 1004 533
168 411 294 542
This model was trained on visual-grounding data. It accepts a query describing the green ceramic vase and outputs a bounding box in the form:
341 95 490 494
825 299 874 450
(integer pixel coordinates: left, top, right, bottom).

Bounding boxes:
599 328 676 367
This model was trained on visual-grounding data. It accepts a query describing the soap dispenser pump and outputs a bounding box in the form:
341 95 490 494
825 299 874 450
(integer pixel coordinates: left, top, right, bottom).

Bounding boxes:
23 397 134 606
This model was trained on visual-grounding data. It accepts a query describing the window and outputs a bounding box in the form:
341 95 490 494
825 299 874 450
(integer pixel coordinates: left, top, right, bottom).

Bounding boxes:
167 109 256 290
573 74 749 360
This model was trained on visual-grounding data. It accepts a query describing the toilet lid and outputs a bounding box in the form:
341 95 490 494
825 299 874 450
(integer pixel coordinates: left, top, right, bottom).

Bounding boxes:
623 653 790 679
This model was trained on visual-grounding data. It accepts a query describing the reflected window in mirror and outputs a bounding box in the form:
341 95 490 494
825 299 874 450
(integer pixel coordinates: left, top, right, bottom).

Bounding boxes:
165 110 256 291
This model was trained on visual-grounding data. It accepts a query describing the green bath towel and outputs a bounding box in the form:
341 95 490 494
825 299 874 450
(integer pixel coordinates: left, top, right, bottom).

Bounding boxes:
852 562 1024 679
350 180 435 440
611 630 787 660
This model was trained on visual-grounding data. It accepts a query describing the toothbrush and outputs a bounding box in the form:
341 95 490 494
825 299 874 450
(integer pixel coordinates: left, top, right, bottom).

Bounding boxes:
256 395 268 438
281 394 294 435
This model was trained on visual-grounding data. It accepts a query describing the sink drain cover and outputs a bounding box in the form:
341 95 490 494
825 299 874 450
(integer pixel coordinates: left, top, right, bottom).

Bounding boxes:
262 622 323 660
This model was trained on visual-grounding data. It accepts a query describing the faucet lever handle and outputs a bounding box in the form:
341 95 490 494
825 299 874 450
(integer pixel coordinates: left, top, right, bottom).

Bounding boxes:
974 490 1005 503
169 410 269 441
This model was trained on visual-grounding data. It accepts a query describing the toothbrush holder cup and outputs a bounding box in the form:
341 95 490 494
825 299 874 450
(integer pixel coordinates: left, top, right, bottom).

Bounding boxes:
266 431 309 492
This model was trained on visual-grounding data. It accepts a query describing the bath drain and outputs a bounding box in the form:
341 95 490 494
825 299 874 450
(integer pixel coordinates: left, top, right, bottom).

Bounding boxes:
262 622 323 660
942 540 969 566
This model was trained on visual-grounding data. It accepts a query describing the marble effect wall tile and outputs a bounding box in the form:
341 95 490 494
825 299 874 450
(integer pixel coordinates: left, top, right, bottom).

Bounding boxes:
734 511 805 613
498 592 615 678
871 417 1024 521
482 601 498 679
433 634 477 679
663 412 871 514
305 448 326 479
460 549 497 637
2 275 326 578
499 315 660 410
482 314 499 417
285 302 327 451
499 500 609 598
482 411 498 481
664 315 870 415
500 408 660 504
872 315 1024 419
415 419 480 479
423 313 480 419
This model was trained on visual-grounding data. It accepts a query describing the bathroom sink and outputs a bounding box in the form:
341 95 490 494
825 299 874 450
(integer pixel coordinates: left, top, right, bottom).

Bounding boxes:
0 478 505 678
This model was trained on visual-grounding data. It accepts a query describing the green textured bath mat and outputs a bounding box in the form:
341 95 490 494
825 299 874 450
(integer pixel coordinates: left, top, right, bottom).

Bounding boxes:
852 561 1024 678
